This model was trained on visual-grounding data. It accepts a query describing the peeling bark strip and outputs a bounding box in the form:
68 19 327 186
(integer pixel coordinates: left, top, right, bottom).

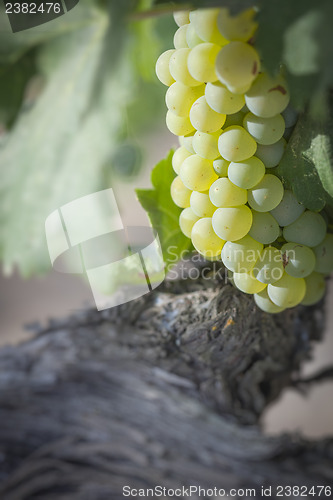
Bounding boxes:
0 276 331 499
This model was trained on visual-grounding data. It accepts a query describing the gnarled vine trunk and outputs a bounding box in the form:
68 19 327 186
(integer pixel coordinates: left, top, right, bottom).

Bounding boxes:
0 272 332 499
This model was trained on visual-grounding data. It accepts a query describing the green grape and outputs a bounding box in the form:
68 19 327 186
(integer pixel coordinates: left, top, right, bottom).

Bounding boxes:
189 8 228 46
301 272 326 306
186 24 205 48
155 49 176 86
173 25 189 49
223 110 246 128
217 7 257 42
248 210 280 244
180 154 217 191
243 112 285 145
247 174 284 212
166 110 195 136
173 10 190 27
228 156 265 189
281 242 316 278
179 207 200 237
191 217 225 259
270 190 305 226
209 177 247 207
267 272 306 308
169 48 203 86
190 96 226 133
171 176 192 208
244 73 290 118
190 190 216 217
233 270 267 294
254 288 285 314
166 82 205 117
215 41 261 94
205 81 245 115
218 125 257 162
252 246 284 284
188 43 221 83
212 205 253 241
221 235 263 273
192 130 221 160
179 132 196 153
213 158 229 176
313 234 333 274
282 103 298 128
255 138 286 168
283 211 327 247
172 146 192 174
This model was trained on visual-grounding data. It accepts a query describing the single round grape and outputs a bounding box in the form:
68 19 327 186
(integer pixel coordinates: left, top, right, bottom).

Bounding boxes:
180 154 217 191
270 190 305 226
190 96 226 133
173 25 189 49
188 43 221 83
173 10 190 27
212 205 253 241
247 174 284 212
215 41 260 94
281 242 316 278
171 176 192 207
205 81 245 115
255 138 286 168
218 125 257 162
248 210 280 244
228 156 265 189
267 272 306 308
233 270 267 294
254 288 285 314
155 49 176 86
190 190 216 217
192 130 222 160
213 158 229 176
282 103 298 128
186 24 204 48
169 48 202 86
283 211 327 247
191 217 225 259
166 110 195 136
217 7 257 42
313 234 333 274
221 235 263 273
166 82 205 117
172 146 192 174
209 177 247 207
243 112 285 145
180 132 196 153
253 246 284 284
301 272 326 306
179 207 200 237
189 8 227 46
223 110 246 128
245 73 290 118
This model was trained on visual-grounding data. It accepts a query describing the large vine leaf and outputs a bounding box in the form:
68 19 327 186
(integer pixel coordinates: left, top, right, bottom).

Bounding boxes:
0 6 137 277
275 110 333 212
136 151 192 271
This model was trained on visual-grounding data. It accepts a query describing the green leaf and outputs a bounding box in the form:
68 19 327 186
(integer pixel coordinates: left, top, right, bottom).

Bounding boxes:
0 9 137 277
152 0 257 15
0 53 36 127
275 110 333 212
136 150 192 271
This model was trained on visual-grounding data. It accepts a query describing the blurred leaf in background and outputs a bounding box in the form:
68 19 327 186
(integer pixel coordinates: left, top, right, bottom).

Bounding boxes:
0 0 175 277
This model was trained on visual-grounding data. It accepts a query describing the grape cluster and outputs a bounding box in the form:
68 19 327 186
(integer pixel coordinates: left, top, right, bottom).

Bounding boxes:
155 7 332 313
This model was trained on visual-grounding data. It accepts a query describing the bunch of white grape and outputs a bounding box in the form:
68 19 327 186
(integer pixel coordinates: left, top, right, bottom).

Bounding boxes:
155 7 332 314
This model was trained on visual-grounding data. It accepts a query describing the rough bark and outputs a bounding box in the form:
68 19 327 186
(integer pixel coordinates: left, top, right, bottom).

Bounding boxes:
0 274 332 499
